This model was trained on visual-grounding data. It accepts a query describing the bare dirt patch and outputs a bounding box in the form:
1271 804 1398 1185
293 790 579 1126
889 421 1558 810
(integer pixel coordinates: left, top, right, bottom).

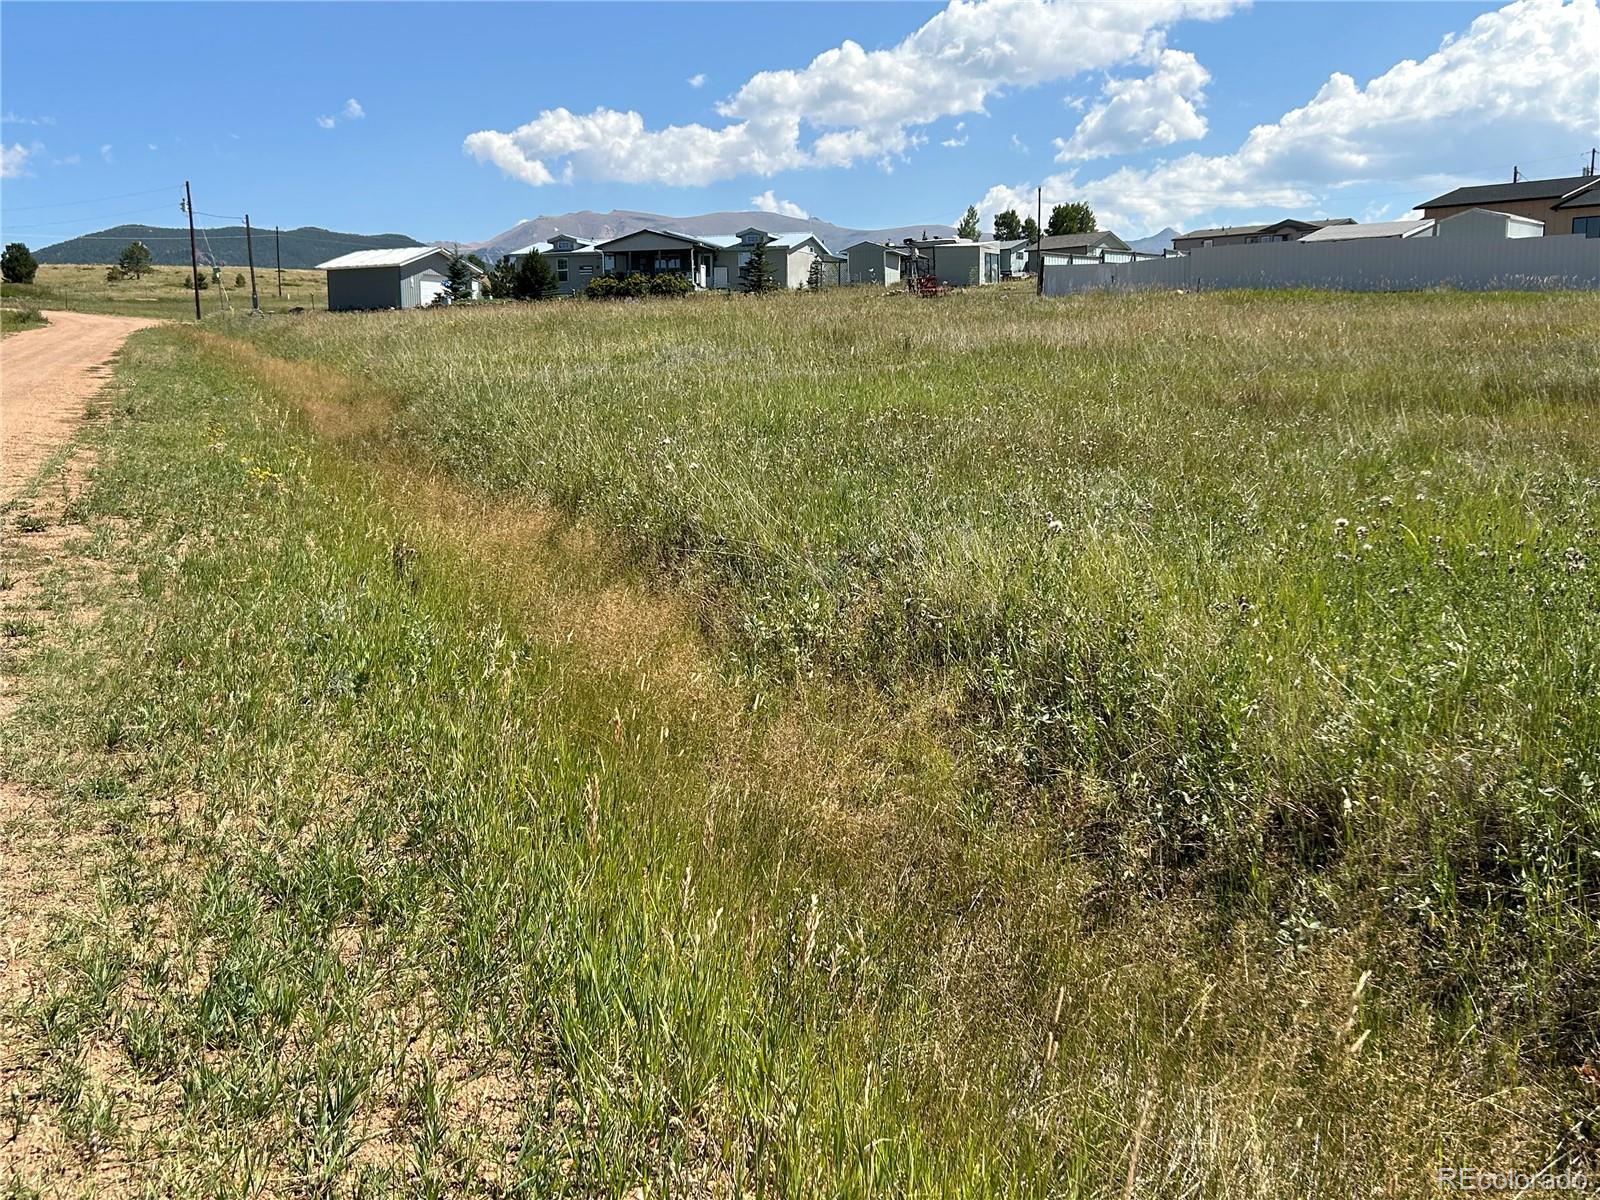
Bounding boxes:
2 310 158 507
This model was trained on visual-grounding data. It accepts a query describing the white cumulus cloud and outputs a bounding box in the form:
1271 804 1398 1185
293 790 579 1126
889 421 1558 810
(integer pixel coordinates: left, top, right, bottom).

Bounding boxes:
464 0 1240 187
2 142 38 178
687 73 707 89
318 99 365 129
1055 48 1209 161
982 0 1600 235
750 189 810 218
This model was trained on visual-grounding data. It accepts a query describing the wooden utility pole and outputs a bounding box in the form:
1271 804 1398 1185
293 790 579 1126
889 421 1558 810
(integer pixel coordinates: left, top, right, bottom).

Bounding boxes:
184 180 201 321
244 214 260 312
275 226 283 297
1035 185 1043 297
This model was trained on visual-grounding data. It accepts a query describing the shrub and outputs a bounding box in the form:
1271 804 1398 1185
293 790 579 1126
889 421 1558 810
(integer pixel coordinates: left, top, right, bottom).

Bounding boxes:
105 265 125 282
647 273 693 297
1 242 38 284
235 273 246 289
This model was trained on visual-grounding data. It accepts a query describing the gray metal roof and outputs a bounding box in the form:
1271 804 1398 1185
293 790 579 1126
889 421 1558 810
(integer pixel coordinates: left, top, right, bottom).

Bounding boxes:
1300 219 1435 242
1419 174 1598 209
317 246 441 270
1175 218 1351 241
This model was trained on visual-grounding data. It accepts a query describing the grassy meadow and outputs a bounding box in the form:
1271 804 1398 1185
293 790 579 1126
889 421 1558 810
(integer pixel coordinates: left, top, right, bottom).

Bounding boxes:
3 285 1598 1195
0 261 327 321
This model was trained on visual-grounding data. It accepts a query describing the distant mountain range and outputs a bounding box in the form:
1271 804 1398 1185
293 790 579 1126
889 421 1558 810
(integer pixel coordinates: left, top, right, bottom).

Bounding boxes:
457 209 961 262
33 224 424 269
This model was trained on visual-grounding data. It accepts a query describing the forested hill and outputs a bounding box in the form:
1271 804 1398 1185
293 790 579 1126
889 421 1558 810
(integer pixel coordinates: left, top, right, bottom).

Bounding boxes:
33 224 425 269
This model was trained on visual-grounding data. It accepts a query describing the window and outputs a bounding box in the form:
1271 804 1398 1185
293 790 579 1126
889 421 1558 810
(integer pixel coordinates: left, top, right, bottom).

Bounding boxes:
603 254 615 273
557 258 568 282
1574 216 1600 237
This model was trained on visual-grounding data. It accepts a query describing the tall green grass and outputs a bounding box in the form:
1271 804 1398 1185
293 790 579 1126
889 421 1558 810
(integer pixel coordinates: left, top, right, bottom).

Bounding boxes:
236 288 1600 1057
4 320 1581 1195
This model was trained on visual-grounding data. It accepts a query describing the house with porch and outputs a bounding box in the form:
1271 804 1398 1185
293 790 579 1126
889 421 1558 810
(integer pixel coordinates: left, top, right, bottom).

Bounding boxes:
594 226 842 290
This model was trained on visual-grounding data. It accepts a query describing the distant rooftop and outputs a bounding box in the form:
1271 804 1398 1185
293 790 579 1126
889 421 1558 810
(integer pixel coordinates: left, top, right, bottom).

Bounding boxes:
1299 219 1436 242
1419 173 1599 209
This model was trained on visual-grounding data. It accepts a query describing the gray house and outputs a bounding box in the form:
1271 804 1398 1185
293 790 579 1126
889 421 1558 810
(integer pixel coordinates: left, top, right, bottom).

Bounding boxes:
1025 231 1133 273
503 232 604 295
846 241 908 287
318 246 484 311
593 226 841 290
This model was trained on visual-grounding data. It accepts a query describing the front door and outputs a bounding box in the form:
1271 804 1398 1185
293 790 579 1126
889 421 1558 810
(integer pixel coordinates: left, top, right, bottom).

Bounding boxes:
713 266 728 289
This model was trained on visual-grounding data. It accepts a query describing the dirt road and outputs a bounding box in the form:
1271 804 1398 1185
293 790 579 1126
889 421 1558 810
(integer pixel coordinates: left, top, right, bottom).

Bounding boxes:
1 309 158 504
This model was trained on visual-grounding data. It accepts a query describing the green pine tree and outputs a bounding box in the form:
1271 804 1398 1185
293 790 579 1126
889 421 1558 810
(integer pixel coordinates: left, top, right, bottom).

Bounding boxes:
1046 203 1096 236
957 204 981 240
513 250 558 300
117 240 153 279
740 238 777 294
446 252 475 301
992 210 1024 241
2 242 39 284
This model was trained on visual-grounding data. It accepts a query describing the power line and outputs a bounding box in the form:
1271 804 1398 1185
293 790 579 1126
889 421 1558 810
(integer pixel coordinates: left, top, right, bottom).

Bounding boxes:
2 203 181 231
2 183 183 212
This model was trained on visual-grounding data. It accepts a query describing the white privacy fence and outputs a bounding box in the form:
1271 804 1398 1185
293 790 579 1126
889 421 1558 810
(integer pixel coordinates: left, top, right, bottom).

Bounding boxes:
1042 234 1600 295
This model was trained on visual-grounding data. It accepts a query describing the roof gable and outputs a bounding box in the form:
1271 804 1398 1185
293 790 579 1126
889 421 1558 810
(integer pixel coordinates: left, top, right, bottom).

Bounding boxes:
595 228 721 252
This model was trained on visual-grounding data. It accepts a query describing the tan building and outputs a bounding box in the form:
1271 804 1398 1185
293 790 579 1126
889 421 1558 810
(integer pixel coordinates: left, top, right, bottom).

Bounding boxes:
1418 174 1600 237
1172 218 1353 252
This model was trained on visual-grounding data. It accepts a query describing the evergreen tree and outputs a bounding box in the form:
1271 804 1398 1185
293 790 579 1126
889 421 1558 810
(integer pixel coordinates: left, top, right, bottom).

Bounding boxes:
1 242 38 284
117 240 153 279
446 252 475 301
806 257 827 291
488 255 519 299
740 238 777 294
956 204 981 240
1046 203 1096 237
1021 216 1040 243
992 210 1024 241
513 250 558 300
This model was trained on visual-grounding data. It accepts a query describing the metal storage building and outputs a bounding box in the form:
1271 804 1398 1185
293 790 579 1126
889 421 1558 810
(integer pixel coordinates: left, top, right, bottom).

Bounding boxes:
317 246 484 311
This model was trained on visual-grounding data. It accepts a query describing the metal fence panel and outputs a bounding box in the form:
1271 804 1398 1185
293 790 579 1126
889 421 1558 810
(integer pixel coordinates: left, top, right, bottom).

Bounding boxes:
1042 235 1600 295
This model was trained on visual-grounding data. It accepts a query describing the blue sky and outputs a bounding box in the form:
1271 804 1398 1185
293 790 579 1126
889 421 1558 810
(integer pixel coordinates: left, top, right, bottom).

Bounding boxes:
3 0 1596 247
